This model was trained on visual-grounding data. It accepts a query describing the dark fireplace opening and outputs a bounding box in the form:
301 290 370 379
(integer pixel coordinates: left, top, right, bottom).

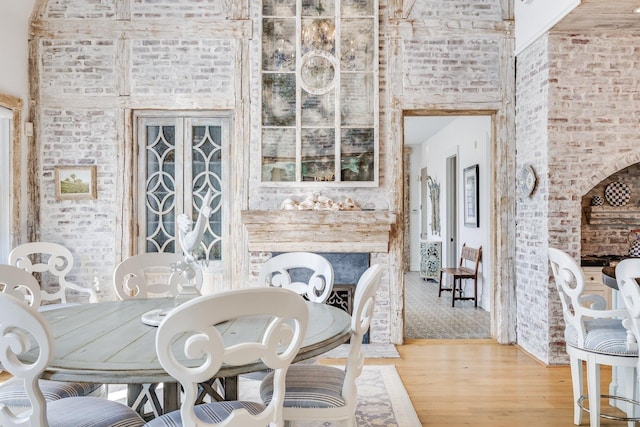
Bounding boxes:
272 252 370 342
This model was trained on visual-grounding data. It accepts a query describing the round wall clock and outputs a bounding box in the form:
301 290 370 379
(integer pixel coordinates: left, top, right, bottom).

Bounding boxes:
519 165 537 197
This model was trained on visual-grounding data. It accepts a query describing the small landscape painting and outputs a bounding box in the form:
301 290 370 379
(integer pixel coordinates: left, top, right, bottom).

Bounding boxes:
55 165 97 200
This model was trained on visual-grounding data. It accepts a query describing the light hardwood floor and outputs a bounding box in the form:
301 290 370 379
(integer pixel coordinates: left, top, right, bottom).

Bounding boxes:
367 339 630 427
1 338 630 426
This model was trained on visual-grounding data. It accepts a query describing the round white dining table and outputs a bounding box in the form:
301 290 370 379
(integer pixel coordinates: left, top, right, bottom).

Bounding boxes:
27 297 352 418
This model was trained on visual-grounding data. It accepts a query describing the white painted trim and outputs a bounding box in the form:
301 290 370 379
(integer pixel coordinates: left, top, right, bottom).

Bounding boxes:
0 106 12 263
0 107 13 119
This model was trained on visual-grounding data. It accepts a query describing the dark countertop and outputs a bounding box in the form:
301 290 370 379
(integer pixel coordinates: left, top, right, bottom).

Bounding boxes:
602 266 617 290
581 255 626 267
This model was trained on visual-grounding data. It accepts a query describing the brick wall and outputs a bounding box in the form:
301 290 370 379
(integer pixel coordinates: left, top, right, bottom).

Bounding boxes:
130 39 235 96
402 37 502 99
516 31 640 364
35 1 237 298
32 0 510 345
515 35 552 363
40 40 117 95
582 165 640 257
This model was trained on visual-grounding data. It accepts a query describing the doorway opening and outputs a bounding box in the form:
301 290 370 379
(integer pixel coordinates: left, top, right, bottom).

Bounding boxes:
403 113 493 339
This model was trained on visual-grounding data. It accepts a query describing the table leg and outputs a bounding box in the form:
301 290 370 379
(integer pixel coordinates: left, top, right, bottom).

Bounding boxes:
224 376 238 401
127 383 164 421
163 382 181 413
127 384 143 409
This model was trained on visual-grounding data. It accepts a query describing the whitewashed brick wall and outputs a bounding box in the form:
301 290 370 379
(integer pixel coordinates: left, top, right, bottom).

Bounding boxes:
40 40 117 95
409 0 502 19
45 0 116 19
402 37 502 98
39 108 119 292
130 39 235 96
32 0 510 345
515 35 553 363
516 31 640 364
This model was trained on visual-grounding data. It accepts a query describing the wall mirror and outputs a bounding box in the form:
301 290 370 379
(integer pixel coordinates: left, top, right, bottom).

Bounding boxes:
261 0 379 186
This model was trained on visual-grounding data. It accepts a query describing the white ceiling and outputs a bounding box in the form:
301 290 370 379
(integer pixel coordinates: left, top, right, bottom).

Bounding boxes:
404 116 457 146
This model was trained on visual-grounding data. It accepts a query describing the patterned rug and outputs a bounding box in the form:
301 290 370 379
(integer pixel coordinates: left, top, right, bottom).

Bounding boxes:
240 365 421 427
405 271 491 339
107 365 420 426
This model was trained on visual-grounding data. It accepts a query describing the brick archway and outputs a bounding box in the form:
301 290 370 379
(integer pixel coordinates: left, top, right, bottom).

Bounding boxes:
580 152 640 196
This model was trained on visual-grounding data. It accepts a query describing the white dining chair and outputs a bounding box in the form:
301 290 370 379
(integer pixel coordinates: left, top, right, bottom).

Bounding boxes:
144 287 308 427
616 258 640 423
0 263 105 409
8 241 97 308
549 248 637 427
113 252 203 300
0 292 146 427
258 252 334 303
0 263 41 308
113 251 204 419
259 263 383 427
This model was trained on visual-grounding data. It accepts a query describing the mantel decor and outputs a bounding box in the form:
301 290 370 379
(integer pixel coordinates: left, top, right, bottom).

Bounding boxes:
280 193 360 211
54 165 97 201
463 164 479 228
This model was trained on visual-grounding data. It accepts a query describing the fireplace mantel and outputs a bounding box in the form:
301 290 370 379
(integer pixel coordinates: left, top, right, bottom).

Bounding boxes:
241 210 397 253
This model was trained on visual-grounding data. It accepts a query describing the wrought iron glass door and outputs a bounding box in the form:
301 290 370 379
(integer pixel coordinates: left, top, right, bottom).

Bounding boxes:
135 113 228 261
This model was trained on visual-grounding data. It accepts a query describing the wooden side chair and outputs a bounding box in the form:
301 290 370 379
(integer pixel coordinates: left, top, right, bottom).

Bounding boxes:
438 244 482 307
144 288 308 427
0 292 145 427
8 241 97 308
259 264 383 427
258 251 334 303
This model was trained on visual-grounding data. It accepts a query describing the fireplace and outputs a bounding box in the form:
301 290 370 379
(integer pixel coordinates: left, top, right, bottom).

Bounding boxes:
241 209 397 344
273 251 371 341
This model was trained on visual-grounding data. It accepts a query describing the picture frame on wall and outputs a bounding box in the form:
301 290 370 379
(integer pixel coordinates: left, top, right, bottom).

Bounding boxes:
55 165 97 201
463 164 479 227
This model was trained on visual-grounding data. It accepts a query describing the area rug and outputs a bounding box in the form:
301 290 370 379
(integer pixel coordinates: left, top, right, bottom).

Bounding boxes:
239 365 421 427
320 343 400 359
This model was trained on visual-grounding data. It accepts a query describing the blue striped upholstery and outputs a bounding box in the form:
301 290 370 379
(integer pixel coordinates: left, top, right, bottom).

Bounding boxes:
47 396 145 427
565 318 638 356
0 378 103 407
260 365 347 409
143 401 265 426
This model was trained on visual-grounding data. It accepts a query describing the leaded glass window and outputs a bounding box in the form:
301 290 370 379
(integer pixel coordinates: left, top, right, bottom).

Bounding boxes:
135 114 227 261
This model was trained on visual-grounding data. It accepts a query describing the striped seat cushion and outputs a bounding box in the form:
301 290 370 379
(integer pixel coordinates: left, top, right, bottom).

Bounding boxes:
47 396 145 427
260 364 346 409
0 378 103 407
565 318 638 356
143 401 265 426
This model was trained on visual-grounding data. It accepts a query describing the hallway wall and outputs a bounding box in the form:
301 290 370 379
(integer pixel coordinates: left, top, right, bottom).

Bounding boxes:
409 116 492 311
